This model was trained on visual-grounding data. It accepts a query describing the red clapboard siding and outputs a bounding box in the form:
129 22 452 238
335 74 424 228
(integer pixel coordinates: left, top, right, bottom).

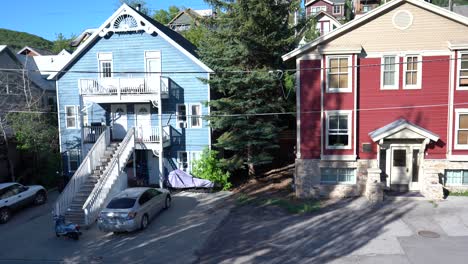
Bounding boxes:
452 51 468 155
300 60 322 159
358 56 449 159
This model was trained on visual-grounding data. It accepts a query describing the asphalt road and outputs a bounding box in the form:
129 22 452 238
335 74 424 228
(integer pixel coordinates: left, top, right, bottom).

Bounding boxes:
0 191 233 264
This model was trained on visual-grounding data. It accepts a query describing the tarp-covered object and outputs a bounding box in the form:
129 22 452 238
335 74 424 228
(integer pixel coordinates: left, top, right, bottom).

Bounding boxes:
167 169 215 189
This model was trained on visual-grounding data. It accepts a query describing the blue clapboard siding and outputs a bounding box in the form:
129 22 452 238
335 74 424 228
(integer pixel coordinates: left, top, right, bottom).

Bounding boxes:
57 31 210 174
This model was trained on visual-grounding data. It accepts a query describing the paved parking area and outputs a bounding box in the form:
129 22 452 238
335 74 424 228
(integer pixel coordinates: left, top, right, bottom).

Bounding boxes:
197 196 468 264
0 191 233 264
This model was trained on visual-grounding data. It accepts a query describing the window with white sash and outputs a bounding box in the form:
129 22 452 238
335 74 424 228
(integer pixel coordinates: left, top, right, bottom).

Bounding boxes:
381 55 399 89
403 55 422 89
65 105 78 129
326 111 352 149
458 53 468 89
177 151 202 173
455 109 468 149
321 168 356 184
190 104 202 128
98 52 113 78
327 56 352 92
445 170 468 186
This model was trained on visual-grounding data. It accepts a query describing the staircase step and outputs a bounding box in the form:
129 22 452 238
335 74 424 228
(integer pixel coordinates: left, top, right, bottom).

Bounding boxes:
100 157 111 163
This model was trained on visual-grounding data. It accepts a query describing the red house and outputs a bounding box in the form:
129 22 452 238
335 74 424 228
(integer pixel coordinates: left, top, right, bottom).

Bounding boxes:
284 0 468 199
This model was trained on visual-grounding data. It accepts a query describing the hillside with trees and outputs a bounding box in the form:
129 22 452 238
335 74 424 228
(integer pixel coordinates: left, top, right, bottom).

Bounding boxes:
0 28 53 52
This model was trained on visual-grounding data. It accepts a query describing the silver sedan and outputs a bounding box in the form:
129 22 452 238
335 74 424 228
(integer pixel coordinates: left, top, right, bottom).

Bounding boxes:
97 187 171 233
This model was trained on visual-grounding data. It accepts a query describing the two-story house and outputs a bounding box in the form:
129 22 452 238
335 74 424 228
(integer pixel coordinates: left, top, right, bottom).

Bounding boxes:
283 0 468 199
305 0 344 36
50 4 212 225
167 9 213 32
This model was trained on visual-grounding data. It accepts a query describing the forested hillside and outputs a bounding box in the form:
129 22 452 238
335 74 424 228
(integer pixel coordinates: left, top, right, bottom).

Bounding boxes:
0 28 53 52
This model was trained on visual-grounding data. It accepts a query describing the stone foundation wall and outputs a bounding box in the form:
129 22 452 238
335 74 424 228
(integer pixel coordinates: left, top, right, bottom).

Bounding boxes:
423 160 468 192
295 159 377 199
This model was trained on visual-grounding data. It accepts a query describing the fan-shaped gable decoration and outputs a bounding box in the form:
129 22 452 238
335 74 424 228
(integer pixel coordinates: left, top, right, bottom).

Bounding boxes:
99 8 157 37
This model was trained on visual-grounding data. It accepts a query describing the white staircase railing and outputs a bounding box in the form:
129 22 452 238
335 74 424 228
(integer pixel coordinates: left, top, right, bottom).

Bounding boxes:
82 128 135 226
54 127 111 216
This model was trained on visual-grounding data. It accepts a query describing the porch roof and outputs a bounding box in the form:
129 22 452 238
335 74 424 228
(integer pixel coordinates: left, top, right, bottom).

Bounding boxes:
369 119 440 142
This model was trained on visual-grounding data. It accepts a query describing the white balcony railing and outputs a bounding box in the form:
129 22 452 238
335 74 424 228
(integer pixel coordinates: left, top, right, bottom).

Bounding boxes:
83 126 107 143
135 125 172 147
79 77 169 99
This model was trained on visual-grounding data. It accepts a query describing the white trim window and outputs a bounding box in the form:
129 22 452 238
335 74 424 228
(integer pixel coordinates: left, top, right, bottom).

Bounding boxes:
362 5 372 13
68 149 80 173
321 168 356 184
403 55 422 89
190 104 202 128
177 151 202 173
176 104 187 128
445 170 468 186
381 55 399 89
310 6 327 15
327 56 352 92
333 5 342 14
326 111 352 149
458 53 468 89
455 109 468 149
98 52 113 78
65 105 78 129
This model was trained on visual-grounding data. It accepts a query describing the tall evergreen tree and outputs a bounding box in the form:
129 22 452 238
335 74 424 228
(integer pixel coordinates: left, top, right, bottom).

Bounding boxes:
199 0 300 175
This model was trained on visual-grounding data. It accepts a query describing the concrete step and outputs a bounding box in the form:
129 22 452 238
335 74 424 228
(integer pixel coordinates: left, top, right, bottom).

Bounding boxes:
100 157 111 163
104 150 115 156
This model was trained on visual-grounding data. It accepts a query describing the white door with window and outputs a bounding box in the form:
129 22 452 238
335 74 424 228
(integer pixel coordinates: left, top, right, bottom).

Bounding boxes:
390 146 420 191
111 104 127 140
145 52 161 92
135 104 152 141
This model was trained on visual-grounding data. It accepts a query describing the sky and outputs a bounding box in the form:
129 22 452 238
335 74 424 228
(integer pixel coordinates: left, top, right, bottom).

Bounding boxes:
0 0 211 41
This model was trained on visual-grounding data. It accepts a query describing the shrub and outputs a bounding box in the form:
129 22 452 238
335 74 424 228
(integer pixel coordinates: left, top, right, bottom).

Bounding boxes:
192 148 232 191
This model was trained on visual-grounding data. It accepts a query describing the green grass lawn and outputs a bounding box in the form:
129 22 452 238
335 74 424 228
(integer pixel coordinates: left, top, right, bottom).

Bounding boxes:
236 194 321 214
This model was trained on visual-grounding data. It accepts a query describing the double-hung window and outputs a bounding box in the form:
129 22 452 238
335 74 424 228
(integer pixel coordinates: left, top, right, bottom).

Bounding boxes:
65 106 78 129
177 151 188 171
362 5 372 13
381 56 399 89
98 53 113 78
68 149 80 172
327 56 351 92
326 111 351 149
459 53 468 89
321 168 356 184
404 55 421 89
310 6 326 15
455 109 468 149
333 5 341 14
190 104 202 128
176 104 187 128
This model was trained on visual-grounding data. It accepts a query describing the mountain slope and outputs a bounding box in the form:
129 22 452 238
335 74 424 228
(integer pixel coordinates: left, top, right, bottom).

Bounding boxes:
0 28 53 52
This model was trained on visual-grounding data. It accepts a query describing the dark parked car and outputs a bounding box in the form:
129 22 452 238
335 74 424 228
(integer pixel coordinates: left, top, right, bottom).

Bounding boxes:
0 182 47 224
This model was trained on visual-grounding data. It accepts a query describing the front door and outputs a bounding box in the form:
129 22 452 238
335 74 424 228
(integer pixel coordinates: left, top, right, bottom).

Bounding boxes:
111 104 127 140
135 104 152 141
390 146 419 192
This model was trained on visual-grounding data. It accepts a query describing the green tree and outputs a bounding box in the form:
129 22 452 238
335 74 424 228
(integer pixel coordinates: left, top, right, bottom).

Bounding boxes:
181 24 208 48
199 0 300 176
153 6 181 24
344 0 354 22
52 33 74 54
192 148 232 190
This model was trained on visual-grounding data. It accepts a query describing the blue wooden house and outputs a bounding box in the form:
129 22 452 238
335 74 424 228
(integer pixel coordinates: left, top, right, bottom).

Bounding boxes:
50 4 212 225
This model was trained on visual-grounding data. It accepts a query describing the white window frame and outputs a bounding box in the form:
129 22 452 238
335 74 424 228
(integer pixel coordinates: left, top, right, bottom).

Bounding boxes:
190 103 203 129
333 5 342 14
326 55 353 93
380 55 399 90
97 52 113 78
320 168 357 184
176 103 188 128
325 110 352 150
311 6 327 15
177 151 202 173
455 109 468 150
445 170 468 186
68 149 80 173
362 5 372 13
403 55 422 89
457 51 468 90
65 105 78 129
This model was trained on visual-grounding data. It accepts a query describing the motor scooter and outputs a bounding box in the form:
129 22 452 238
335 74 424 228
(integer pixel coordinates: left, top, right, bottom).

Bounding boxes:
54 215 82 240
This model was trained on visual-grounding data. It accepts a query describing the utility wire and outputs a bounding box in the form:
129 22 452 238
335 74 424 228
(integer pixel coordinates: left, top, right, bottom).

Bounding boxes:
0 56 465 75
4 101 467 116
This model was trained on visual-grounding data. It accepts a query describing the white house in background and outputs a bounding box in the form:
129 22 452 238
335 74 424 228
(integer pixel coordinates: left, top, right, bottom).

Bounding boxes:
314 11 342 35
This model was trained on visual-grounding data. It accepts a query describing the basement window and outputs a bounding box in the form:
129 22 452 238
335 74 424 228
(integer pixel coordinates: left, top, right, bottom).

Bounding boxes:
321 168 356 184
445 170 468 186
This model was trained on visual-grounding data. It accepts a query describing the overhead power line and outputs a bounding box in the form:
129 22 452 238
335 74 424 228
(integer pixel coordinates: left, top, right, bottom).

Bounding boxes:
0 56 464 75
4 101 467 116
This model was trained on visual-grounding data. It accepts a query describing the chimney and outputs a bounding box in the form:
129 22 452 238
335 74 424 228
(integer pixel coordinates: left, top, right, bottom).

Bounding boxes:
136 4 141 11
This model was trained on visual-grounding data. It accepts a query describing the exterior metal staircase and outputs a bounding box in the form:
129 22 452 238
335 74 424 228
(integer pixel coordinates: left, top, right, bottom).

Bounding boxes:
64 142 120 225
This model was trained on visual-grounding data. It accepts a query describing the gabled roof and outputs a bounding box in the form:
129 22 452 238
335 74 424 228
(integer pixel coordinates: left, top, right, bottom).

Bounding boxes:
369 119 439 142
314 10 342 25
305 0 335 6
283 0 468 61
49 4 212 80
17 46 54 56
168 8 212 26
